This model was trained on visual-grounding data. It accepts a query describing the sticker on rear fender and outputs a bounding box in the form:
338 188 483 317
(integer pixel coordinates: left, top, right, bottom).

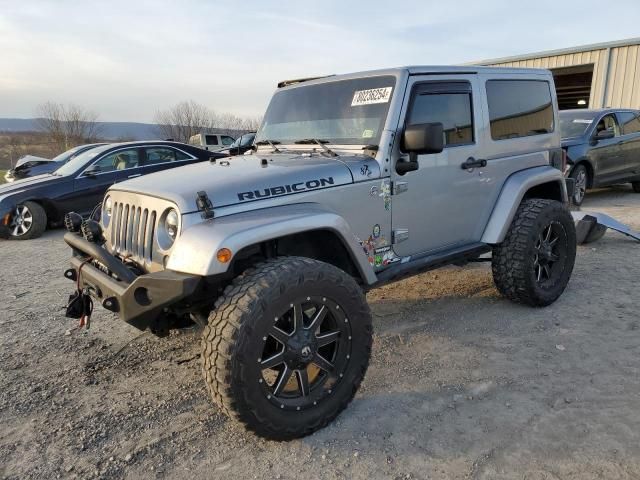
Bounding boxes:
351 87 393 106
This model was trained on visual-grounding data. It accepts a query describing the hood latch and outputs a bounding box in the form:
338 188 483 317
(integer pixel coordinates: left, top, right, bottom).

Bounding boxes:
196 191 214 219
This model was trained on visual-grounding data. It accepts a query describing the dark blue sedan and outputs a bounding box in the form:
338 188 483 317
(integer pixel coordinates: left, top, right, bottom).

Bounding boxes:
0 141 225 240
561 108 640 205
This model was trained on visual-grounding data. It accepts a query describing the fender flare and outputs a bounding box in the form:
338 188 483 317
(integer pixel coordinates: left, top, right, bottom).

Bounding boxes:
569 158 595 187
166 203 378 284
481 166 568 244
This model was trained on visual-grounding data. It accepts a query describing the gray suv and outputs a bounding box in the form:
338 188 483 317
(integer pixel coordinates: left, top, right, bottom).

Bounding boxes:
63 66 576 439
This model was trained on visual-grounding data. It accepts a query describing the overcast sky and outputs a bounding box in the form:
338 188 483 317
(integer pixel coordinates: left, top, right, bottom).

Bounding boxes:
1 0 639 123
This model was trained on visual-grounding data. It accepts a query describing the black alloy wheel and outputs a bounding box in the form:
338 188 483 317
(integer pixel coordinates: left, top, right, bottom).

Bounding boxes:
258 296 352 411
533 222 568 285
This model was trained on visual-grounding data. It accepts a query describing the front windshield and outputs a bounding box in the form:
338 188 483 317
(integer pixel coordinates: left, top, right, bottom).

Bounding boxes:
51 145 84 163
256 75 396 146
233 133 255 147
559 111 598 138
54 144 112 176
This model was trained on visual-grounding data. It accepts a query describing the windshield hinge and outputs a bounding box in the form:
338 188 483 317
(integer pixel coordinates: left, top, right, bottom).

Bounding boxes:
391 181 408 195
196 191 214 219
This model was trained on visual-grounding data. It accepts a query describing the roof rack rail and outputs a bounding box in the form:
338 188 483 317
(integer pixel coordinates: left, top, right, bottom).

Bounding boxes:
277 75 335 88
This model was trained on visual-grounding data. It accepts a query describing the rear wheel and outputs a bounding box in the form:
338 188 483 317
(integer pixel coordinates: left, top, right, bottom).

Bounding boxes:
492 199 576 306
8 201 47 240
569 164 588 206
201 256 372 440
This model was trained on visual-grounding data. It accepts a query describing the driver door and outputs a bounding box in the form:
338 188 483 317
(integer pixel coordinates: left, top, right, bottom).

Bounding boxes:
390 75 497 257
70 147 144 215
591 114 624 185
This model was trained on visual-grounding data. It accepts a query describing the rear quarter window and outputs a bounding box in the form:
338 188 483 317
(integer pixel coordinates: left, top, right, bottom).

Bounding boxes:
618 112 640 135
486 80 554 140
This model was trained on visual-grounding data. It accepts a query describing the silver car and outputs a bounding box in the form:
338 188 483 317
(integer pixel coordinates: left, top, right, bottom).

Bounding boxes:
63 66 576 440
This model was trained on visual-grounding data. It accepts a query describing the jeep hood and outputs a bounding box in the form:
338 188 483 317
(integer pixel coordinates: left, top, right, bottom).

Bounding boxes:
113 153 379 212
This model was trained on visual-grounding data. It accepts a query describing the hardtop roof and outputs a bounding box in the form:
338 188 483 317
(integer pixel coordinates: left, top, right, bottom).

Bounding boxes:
277 65 553 89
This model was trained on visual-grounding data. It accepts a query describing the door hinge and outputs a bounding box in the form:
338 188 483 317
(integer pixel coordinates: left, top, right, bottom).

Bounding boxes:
391 181 408 195
392 228 409 244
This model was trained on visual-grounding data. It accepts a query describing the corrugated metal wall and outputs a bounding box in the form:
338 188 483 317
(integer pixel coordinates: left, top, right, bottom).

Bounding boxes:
485 44 640 109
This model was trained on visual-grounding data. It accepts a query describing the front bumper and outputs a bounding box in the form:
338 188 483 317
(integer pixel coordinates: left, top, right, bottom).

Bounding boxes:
64 233 201 330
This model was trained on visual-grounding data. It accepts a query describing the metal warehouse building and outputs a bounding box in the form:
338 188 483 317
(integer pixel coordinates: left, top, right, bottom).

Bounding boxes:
474 38 640 111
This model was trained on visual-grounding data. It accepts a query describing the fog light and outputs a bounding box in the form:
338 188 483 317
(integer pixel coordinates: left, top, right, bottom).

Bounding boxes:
216 248 232 263
81 219 105 244
64 212 83 233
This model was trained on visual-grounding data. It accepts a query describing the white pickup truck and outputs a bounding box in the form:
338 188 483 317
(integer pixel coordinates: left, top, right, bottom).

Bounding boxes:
188 133 235 151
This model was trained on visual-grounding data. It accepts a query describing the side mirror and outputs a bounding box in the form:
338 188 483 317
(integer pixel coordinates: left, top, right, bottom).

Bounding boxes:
594 129 615 141
403 122 444 154
397 122 444 175
83 165 100 177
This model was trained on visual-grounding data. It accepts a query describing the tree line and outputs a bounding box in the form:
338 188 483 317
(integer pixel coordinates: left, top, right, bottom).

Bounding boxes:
34 100 263 153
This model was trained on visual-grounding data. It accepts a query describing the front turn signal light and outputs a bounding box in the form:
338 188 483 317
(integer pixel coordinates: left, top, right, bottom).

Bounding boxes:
216 248 233 263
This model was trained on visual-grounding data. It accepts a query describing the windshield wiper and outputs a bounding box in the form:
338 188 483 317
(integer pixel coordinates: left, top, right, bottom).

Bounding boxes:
294 139 338 157
254 139 281 152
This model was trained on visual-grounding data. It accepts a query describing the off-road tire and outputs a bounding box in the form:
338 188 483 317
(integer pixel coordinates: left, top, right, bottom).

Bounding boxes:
201 256 372 440
492 199 576 306
632 181 640 193
9 201 47 240
569 164 588 206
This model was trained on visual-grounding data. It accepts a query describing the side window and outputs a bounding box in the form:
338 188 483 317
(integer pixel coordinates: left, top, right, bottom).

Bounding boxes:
618 112 640 135
221 136 234 146
486 80 554 140
595 114 619 136
407 83 474 147
205 135 219 146
89 149 140 174
145 147 177 165
174 149 193 160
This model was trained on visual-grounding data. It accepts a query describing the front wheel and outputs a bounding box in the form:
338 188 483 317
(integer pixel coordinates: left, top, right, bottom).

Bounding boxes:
492 198 576 307
569 164 588 206
201 256 372 440
7 201 47 240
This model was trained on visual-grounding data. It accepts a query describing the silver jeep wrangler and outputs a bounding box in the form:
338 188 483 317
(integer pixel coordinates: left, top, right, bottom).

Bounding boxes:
64 66 576 439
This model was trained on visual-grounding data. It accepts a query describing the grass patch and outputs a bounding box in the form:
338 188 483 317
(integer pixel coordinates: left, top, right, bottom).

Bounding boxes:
0 170 6 184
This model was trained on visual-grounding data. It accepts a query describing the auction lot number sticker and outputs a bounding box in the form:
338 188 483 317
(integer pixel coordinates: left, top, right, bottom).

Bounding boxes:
351 87 393 106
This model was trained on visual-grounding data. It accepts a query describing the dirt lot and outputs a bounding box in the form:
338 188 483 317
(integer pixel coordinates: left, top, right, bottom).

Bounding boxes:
1 187 640 480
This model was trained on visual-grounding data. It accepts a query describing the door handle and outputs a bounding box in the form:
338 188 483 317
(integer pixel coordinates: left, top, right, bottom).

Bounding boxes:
128 174 142 179
461 157 487 170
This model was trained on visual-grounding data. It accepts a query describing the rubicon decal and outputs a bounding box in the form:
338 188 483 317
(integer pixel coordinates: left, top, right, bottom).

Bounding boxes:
237 177 335 201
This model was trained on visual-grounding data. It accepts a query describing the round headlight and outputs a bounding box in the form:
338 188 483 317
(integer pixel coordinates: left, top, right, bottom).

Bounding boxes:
104 196 113 217
165 209 179 239
102 196 112 227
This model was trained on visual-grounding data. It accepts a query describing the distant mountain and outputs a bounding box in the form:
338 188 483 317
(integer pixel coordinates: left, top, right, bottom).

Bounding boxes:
0 118 159 140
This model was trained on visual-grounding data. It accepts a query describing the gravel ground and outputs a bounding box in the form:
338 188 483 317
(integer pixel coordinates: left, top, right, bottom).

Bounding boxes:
1 186 640 480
